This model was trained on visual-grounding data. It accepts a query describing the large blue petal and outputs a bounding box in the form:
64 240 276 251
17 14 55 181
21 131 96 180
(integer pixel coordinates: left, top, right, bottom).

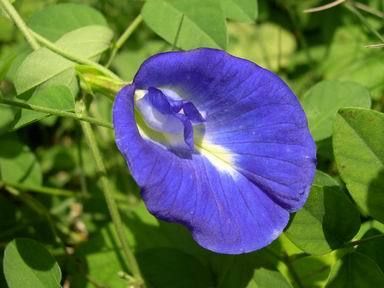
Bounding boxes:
133 48 316 212
113 84 289 254
113 48 316 254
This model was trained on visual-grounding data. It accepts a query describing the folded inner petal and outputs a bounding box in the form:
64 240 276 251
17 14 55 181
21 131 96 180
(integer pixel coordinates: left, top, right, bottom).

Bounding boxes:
135 86 205 155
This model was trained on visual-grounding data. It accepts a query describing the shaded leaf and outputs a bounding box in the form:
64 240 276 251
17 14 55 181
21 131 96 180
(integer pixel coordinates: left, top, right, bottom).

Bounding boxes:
3 238 61 288
333 108 384 223
292 254 336 288
0 134 42 186
356 226 384 272
138 248 214 288
285 171 360 255
326 252 384 288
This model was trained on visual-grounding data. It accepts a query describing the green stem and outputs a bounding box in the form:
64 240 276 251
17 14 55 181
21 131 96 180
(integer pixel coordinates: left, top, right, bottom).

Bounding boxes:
172 14 184 50
0 98 113 129
347 234 384 247
29 29 121 80
352 1 384 19
77 101 144 287
283 254 305 288
0 0 39 50
264 247 304 288
106 14 143 67
0 180 76 197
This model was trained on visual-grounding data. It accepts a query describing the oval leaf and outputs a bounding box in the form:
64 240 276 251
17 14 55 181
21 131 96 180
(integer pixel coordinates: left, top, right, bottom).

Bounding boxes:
0 134 42 186
228 22 296 71
15 25 113 94
28 3 108 41
3 238 61 288
302 80 371 141
11 85 74 130
285 171 361 255
142 0 227 49
333 108 384 223
221 0 258 22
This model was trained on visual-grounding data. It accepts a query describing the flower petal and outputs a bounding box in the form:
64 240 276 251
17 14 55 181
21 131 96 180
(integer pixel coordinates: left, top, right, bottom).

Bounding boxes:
113 84 289 254
113 48 316 254
132 48 316 212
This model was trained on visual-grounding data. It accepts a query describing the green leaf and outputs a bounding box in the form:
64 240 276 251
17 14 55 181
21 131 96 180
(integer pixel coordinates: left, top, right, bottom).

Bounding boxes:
356 226 384 272
15 25 113 94
28 3 108 41
0 93 18 135
3 238 61 288
70 222 213 288
321 26 384 99
213 251 292 288
333 108 384 223
0 134 42 186
285 171 361 255
302 80 371 141
112 40 167 81
12 85 74 130
137 248 214 288
141 0 227 49
326 252 384 288
292 254 336 288
221 0 258 22
250 268 292 288
228 22 296 71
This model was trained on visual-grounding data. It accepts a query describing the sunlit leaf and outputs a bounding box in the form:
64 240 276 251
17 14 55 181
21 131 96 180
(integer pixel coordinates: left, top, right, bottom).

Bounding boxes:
302 80 371 141
221 0 258 22
28 3 108 41
15 25 113 94
12 85 74 130
142 0 227 49
228 22 296 71
333 108 384 223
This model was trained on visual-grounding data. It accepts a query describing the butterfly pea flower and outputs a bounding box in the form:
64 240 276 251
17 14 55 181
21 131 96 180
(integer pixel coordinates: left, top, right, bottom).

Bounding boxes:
113 48 316 254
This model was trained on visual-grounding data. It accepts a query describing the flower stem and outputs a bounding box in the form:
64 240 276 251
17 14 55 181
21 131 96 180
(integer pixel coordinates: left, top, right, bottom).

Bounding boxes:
347 234 384 247
77 101 144 287
283 253 305 288
29 29 121 80
0 0 39 50
0 180 76 197
106 14 143 67
0 98 113 129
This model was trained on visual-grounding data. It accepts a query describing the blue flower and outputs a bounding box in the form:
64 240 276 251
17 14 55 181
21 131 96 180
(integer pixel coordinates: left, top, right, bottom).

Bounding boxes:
113 48 316 254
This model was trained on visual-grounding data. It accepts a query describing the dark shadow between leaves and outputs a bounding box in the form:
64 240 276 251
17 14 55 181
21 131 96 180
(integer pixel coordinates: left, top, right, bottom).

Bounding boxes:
14 238 56 271
367 168 384 224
